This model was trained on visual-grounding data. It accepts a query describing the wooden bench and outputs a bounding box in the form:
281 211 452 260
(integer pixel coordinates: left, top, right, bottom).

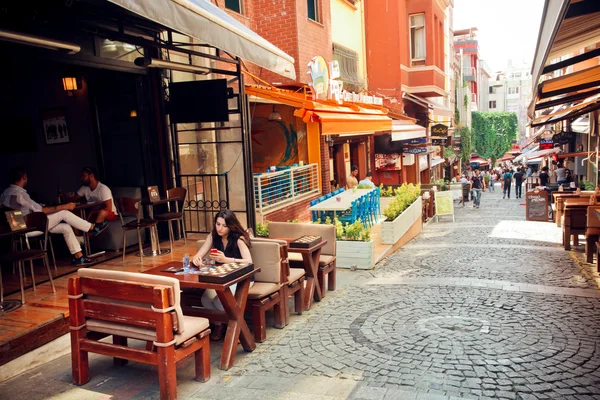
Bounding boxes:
68 269 211 400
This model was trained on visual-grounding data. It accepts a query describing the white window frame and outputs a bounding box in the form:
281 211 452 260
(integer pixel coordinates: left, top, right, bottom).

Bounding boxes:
508 87 520 95
409 13 426 63
307 0 319 22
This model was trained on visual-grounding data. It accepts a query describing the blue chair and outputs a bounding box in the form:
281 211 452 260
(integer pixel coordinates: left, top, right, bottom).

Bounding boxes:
339 199 359 225
310 199 319 222
375 187 381 218
326 193 333 199
318 196 327 203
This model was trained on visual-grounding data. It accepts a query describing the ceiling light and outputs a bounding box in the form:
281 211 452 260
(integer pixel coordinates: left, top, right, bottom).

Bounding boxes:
268 106 282 121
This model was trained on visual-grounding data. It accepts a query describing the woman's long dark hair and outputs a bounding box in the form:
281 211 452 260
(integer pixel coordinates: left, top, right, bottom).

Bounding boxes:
211 210 251 248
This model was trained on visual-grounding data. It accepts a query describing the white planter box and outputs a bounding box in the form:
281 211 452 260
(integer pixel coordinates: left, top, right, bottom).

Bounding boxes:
381 196 422 245
336 240 375 270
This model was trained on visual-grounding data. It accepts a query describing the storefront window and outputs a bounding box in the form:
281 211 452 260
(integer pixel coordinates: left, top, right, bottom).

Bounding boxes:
97 39 143 63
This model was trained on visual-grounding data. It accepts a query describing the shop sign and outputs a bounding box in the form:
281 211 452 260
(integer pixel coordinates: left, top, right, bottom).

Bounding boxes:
403 147 428 154
453 146 461 152
539 139 554 150
431 137 447 146
431 123 448 136
375 153 402 171
551 131 575 145
307 57 383 106
400 137 427 145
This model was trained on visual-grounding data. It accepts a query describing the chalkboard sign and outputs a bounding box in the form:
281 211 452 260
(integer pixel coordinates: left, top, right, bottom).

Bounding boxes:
435 190 455 222
526 191 548 221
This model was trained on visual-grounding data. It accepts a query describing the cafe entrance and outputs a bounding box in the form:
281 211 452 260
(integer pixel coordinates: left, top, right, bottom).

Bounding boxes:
329 135 371 189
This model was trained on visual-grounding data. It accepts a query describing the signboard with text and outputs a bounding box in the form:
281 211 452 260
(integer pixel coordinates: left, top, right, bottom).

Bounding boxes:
435 190 455 222
400 137 427 145
431 124 448 137
431 137 447 146
403 147 428 154
540 139 554 150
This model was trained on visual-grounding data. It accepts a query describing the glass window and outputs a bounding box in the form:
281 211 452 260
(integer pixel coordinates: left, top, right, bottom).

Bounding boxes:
97 39 142 63
410 14 426 61
489 101 496 109
225 0 242 13
308 0 318 21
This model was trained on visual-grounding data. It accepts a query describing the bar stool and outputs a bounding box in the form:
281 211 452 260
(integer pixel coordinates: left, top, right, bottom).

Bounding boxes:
115 198 158 262
154 187 188 252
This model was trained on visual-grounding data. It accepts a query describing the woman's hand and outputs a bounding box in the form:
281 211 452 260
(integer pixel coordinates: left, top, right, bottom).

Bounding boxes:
192 252 203 267
210 250 227 263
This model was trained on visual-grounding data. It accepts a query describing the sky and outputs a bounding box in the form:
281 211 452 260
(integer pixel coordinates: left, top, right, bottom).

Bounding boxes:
453 0 546 73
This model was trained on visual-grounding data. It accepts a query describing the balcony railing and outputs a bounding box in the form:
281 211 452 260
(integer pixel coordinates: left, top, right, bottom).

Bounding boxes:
463 67 476 81
253 163 320 214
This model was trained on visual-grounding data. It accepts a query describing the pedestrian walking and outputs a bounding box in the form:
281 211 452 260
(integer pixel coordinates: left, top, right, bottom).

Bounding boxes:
470 169 486 208
489 171 495 192
503 169 513 199
513 167 524 198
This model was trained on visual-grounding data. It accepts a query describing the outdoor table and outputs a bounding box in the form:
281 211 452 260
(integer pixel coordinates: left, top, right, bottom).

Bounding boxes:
140 197 172 256
309 188 375 219
73 201 105 257
277 238 327 310
555 193 599 227
144 262 259 370
563 199 590 250
0 226 37 313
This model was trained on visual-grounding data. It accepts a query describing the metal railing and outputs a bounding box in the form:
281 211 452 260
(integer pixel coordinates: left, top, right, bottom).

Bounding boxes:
253 163 320 214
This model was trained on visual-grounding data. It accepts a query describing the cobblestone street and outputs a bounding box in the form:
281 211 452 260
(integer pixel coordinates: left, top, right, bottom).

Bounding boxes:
2 186 600 400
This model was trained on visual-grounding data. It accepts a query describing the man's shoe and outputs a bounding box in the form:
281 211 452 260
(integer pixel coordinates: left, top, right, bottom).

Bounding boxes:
72 256 93 265
91 221 109 237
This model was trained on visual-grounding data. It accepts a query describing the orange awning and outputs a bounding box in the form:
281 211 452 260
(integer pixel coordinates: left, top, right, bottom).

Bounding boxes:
246 84 392 134
538 65 600 99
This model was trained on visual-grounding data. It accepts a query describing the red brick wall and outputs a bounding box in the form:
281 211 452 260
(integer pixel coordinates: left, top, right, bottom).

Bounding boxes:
320 134 331 194
294 0 333 85
263 195 320 222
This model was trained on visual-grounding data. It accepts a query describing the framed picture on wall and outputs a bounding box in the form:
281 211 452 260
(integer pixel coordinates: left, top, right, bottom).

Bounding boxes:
41 107 70 145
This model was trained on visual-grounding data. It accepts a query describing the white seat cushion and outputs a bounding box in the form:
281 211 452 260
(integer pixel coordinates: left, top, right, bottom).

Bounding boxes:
287 268 305 284
86 315 209 346
248 282 281 299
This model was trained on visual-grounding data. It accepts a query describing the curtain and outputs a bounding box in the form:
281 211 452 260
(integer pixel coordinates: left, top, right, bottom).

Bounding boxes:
411 14 426 60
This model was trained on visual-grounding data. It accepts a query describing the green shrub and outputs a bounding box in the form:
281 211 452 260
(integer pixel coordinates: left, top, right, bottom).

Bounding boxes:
582 180 596 191
314 217 370 242
356 183 373 189
383 183 421 221
379 184 394 197
256 222 269 237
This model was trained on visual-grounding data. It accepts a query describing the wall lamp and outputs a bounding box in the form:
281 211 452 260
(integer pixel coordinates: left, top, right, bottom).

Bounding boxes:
62 77 82 96
0 29 80 54
134 57 210 75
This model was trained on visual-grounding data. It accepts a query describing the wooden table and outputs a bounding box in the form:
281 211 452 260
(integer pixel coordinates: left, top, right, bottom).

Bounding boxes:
554 193 599 227
140 198 171 256
73 201 105 257
563 199 590 250
309 189 375 214
282 239 327 311
144 262 259 370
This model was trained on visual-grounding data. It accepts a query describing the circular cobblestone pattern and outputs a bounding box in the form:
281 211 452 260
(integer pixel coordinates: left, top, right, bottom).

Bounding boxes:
234 285 600 399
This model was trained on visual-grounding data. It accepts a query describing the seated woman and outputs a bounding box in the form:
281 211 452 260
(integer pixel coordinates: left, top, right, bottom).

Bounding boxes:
192 210 252 340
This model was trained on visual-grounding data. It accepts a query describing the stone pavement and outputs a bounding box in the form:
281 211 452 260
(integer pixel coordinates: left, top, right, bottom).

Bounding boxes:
2 183 600 400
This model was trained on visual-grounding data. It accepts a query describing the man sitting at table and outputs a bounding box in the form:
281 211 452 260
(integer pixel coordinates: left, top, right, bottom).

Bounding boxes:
0 168 101 265
358 172 376 188
70 167 116 234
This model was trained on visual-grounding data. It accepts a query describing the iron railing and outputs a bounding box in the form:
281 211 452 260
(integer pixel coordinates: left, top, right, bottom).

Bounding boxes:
253 164 320 214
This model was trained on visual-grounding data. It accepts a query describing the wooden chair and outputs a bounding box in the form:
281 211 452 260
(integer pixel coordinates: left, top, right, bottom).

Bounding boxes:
562 205 588 251
245 241 286 342
68 269 211 400
154 187 187 253
115 197 158 262
251 237 305 325
0 212 55 304
586 206 600 263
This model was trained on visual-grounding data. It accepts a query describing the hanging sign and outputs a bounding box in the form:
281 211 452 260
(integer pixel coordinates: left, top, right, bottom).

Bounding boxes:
431 124 448 137
400 137 427 145
307 57 383 106
403 147 428 154
431 137 447 146
540 139 554 150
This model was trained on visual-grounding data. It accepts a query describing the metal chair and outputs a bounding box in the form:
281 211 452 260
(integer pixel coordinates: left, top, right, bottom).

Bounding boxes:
115 198 158 262
154 187 187 253
0 212 56 304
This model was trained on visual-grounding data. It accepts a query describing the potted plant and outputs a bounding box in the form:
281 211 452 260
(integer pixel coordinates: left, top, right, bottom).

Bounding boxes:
315 217 375 270
381 183 422 244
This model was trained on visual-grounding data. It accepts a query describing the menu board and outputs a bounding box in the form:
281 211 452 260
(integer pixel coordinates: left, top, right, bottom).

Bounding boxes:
435 190 455 222
526 191 548 221
147 185 160 203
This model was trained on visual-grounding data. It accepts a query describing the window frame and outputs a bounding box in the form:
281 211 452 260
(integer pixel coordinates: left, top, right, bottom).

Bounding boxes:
224 0 243 14
409 13 426 64
489 100 497 109
307 0 320 22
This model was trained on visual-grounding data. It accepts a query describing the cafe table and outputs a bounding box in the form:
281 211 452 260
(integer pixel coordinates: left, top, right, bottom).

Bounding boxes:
278 238 327 311
0 225 37 312
140 197 172 256
562 198 591 250
309 188 375 218
144 262 259 370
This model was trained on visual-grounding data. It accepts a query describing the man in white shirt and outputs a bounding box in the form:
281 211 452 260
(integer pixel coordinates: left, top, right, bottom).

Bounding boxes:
358 172 376 188
0 168 96 265
73 167 117 235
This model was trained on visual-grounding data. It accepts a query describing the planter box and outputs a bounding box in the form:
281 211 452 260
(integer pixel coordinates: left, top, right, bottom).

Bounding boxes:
336 239 375 270
379 196 394 215
381 196 422 245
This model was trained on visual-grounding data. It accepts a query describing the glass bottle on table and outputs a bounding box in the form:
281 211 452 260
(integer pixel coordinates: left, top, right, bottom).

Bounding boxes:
57 186 64 204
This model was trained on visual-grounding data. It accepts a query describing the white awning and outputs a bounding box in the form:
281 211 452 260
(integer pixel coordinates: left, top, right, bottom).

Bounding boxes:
107 0 296 79
514 145 539 163
391 120 427 141
430 156 444 168
525 147 560 160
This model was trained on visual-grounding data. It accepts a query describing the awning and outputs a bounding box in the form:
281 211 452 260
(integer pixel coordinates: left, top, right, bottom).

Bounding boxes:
525 157 543 164
107 0 296 79
557 151 594 159
525 147 561 160
296 107 392 134
430 156 445 168
538 65 600 99
531 94 600 127
390 120 427 141
470 156 488 166
499 152 514 162
514 145 539 162
419 154 429 172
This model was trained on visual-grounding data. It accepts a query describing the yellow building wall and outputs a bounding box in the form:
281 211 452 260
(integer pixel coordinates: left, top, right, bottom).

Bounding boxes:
330 0 367 85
